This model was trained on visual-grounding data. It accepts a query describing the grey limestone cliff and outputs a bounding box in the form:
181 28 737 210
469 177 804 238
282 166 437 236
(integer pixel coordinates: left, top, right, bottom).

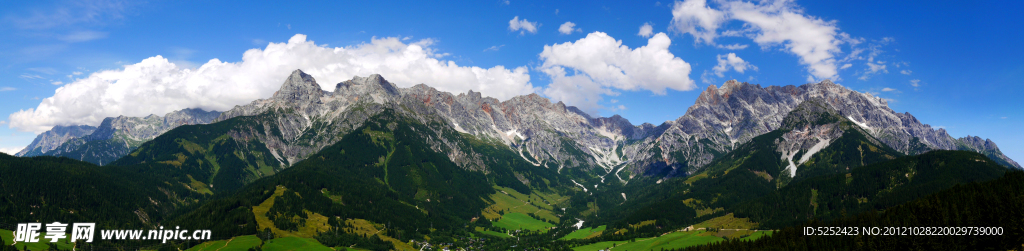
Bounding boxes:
212 70 1021 183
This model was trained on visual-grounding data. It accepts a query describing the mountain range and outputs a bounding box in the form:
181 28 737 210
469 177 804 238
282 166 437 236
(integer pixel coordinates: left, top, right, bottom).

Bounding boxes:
3 69 1021 250
18 70 1020 174
16 108 220 165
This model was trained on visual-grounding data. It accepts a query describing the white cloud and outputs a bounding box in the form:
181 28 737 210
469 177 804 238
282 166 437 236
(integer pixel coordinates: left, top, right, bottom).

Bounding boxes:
50 81 64 85
859 61 887 80
539 32 695 115
724 0 844 81
712 53 756 77
9 34 536 133
715 43 748 50
638 23 654 38
0 87 15 91
0 120 6 125
6 0 129 29
508 16 539 34
28 67 58 75
19 74 44 80
559 22 581 35
910 79 921 87
0 147 24 155
669 0 727 44
840 63 852 69
900 69 911 75
881 87 896 92
59 30 108 42
483 44 505 52
1001 117 1007 119
670 0 849 81
73 71 83 75
502 0 510 5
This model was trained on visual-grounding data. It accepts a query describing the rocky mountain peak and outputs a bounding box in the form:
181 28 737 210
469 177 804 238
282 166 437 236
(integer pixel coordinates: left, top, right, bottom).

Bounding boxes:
273 69 324 104
956 135 1021 169
333 73 400 101
718 79 743 94
15 125 97 156
694 81 754 107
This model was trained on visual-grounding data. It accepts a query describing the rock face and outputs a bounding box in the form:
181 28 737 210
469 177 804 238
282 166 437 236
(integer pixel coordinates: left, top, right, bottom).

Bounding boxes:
88 108 221 142
16 125 97 157
773 98 884 178
211 70 1020 182
628 80 1021 176
19 108 221 165
955 136 1021 168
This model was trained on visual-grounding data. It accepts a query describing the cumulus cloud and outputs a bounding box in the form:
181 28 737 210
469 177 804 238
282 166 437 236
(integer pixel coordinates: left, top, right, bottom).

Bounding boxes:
900 69 911 75
712 53 756 77
910 79 920 87
508 16 539 34
8 34 535 133
840 63 852 70
638 23 654 38
669 0 727 44
539 32 695 115
0 147 24 155
559 22 581 35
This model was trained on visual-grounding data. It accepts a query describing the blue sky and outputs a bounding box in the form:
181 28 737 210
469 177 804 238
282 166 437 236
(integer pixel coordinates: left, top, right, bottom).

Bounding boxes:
1 0 1021 163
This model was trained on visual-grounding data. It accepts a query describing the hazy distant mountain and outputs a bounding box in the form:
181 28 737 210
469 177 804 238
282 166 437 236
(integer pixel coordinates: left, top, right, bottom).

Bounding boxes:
17 108 221 165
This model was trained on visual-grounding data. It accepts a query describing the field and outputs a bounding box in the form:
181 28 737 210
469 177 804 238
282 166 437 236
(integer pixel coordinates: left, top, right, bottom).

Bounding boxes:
185 235 261 251
261 236 333 251
559 225 606 240
481 186 568 223
571 230 724 251
492 212 555 232
693 213 756 229
0 229 77 251
340 219 416 251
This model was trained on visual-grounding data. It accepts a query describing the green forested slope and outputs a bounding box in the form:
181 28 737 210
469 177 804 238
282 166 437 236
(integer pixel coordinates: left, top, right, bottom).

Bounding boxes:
0 153 203 229
681 170 1024 251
